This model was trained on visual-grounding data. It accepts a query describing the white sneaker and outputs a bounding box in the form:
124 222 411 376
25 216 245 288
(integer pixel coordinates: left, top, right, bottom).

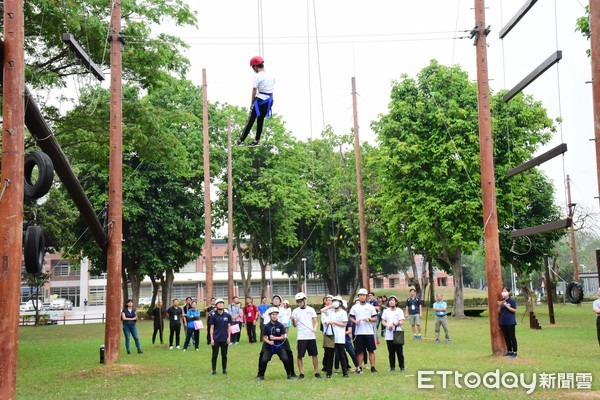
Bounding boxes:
169 346 173 350
176 346 180 349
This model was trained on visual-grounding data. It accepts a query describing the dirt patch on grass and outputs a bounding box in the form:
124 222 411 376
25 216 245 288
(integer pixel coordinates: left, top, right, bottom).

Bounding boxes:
64 363 162 379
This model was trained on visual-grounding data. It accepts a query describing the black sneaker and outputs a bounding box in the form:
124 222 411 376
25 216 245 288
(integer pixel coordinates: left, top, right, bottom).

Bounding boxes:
356 367 363 374
236 140 244 146
503 351 513 357
287 375 294 380
212 371 217 376
511 353 518 359
223 370 228 375
248 141 260 147
314 373 323 379
371 367 378 373
400 367 405 372
326 375 332 379
343 374 349 378
298 373 305 379
388 368 396 372
137 350 143 354
256 376 264 381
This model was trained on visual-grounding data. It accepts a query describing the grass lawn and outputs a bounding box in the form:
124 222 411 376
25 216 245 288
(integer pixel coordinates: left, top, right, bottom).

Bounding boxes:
16 302 599 400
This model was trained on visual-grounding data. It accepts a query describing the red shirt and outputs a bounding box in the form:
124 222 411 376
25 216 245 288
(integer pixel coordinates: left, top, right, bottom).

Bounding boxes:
244 304 259 323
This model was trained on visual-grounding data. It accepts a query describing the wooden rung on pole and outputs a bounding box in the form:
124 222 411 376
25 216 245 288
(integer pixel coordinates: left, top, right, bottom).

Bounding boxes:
503 51 562 103
510 218 572 238
499 0 539 39
506 143 567 177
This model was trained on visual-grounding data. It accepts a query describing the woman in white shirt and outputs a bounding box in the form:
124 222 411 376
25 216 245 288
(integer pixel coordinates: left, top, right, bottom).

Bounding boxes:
381 295 405 372
326 296 350 378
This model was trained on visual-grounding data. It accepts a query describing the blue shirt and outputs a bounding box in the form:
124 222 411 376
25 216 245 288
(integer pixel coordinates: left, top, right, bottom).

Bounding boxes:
186 308 201 329
257 304 270 323
499 297 517 325
121 307 137 326
406 297 422 315
209 311 232 342
433 301 447 317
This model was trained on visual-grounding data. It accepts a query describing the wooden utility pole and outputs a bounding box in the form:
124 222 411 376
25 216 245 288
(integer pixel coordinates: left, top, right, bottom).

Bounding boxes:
590 1 600 211
543 255 556 324
104 0 123 364
566 175 579 281
202 69 213 301
351 77 370 291
474 0 505 355
227 118 234 302
0 0 25 396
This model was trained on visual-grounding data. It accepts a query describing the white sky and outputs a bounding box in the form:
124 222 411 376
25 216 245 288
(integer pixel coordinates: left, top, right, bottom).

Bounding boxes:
167 1 594 216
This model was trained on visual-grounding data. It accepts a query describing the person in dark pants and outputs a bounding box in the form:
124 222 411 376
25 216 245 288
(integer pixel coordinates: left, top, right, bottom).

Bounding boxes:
209 298 232 375
167 298 183 349
244 297 259 343
151 299 164 345
121 299 142 354
256 308 292 381
498 287 518 358
237 56 275 147
381 295 405 372
326 296 350 378
183 301 201 351
227 296 243 345
204 298 216 345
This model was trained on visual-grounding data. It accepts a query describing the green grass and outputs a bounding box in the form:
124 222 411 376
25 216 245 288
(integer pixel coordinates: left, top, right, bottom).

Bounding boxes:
16 303 599 400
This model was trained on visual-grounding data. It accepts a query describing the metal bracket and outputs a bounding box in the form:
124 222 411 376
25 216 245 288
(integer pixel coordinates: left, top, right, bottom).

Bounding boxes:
470 25 491 45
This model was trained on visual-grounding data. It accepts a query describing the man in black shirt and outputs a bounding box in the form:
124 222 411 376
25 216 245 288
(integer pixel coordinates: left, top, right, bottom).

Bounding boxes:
257 308 293 381
204 298 217 345
167 299 183 349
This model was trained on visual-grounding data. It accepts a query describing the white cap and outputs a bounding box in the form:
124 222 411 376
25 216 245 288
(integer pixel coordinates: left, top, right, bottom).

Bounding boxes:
295 292 307 301
333 295 343 301
267 307 280 315
357 288 368 295
283 300 290 305
215 298 224 304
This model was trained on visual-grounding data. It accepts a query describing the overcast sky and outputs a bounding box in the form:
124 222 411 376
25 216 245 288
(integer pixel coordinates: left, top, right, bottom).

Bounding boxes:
165 1 594 217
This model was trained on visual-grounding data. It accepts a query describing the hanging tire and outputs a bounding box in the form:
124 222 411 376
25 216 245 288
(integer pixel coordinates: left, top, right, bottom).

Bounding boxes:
24 151 54 200
24 225 45 274
565 281 584 304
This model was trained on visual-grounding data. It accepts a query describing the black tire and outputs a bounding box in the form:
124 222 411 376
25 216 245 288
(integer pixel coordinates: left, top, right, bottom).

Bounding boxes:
565 281 584 304
24 225 45 274
24 151 54 200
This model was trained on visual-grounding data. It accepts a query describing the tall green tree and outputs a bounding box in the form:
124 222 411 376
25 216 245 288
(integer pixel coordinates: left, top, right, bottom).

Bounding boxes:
372 60 557 317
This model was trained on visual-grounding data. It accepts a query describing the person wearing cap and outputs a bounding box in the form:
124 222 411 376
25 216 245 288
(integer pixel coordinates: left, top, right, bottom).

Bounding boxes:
433 293 450 344
381 295 405 372
257 307 293 380
237 56 275 147
272 295 297 377
209 299 232 375
291 292 322 379
324 296 350 378
405 288 423 340
349 288 378 373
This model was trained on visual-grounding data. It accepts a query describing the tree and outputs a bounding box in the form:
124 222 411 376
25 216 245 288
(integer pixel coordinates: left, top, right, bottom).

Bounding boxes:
372 60 556 317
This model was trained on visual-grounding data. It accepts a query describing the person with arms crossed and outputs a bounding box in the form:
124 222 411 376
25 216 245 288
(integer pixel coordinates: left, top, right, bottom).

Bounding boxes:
167 298 183 349
381 295 405 372
498 287 518 358
121 299 143 355
291 292 323 379
349 288 378 373
209 298 232 375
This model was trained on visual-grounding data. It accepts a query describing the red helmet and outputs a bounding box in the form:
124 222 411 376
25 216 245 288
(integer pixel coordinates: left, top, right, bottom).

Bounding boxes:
249 56 264 67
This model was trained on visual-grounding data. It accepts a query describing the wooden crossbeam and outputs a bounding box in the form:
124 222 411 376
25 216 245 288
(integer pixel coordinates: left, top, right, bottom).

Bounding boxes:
62 33 105 81
499 0 539 39
510 218 572 238
503 51 562 103
507 143 567 178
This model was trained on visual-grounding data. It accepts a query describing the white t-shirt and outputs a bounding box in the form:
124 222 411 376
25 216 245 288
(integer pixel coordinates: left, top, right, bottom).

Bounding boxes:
330 309 348 344
349 302 377 335
279 306 292 326
381 307 405 341
253 71 275 99
291 306 317 340
321 307 334 332
593 298 600 314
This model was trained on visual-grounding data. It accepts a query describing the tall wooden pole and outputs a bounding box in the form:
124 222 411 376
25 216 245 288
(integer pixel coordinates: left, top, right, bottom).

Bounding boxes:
590 0 600 211
543 255 556 324
566 175 579 281
104 0 123 364
227 118 234 302
474 0 505 355
0 0 25 396
202 69 213 301
351 77 370 291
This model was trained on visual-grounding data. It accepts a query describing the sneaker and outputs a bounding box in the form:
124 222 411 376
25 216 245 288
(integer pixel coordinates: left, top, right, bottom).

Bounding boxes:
343 374 349 378
176 346 180 349
400 367 405 372
446 339 451 344
236 140 244 146
137 350 143 354
417 335 422 340
371 367 378 373
223 370 228 375
356 367 363 374
287 375 294 380
314 373 323 379
298 373 305 380
388 368 396 372
196 348 199 351
503 351 513 357
234 342 239 345
511 353 518 359
183 349 187 352
248 141 260 147
413 335 417 340
256 376 264 381
127 351 131 355
334 370 339 375
326 375 332 379
212 371 217 376
169 346 173 350
435 339 440 344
